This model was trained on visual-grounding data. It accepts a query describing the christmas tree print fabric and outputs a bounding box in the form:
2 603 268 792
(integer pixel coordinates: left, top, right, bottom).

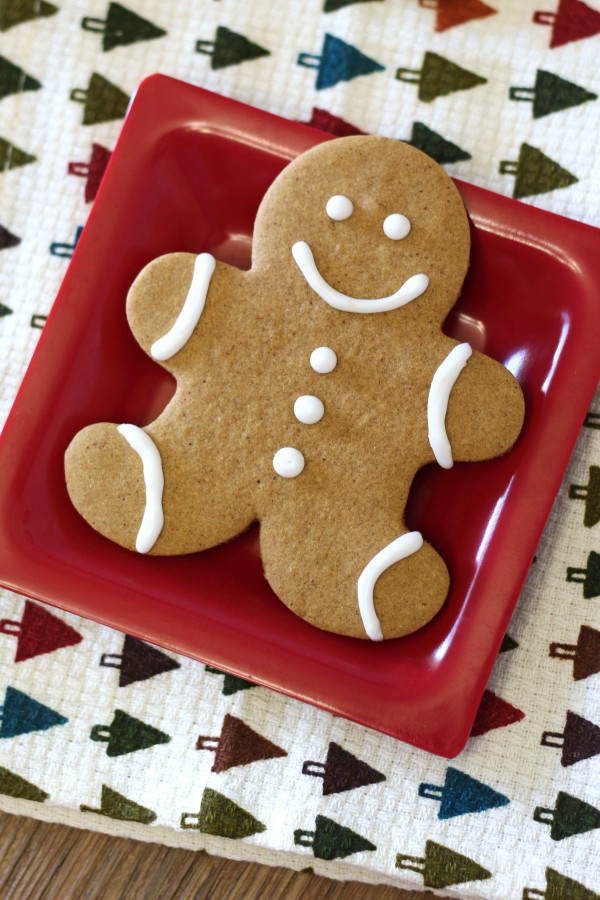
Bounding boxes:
1 0 600 895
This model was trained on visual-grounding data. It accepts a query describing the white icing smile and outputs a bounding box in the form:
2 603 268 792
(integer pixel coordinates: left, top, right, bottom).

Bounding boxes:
292 241 429 314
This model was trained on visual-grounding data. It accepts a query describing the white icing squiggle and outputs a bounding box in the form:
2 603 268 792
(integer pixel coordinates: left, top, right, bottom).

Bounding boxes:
150 253 216 361
427 342 472 469
292 241 428 314
357 531 424 641
117 424 164 553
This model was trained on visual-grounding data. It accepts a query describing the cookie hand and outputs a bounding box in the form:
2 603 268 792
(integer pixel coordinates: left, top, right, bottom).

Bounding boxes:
444 348 525 462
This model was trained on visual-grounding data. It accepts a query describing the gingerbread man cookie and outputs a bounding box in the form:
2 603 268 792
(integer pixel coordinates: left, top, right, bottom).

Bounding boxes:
65 136 524 640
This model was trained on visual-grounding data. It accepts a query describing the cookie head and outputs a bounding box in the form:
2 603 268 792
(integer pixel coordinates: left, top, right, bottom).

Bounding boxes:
252 135 471 324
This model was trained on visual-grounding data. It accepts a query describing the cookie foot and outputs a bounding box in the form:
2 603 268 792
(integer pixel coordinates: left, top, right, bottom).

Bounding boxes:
259 507 449 640
357 531 424 640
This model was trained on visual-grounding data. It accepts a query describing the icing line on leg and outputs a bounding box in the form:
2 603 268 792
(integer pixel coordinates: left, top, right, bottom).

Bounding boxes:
427 342 472 469
150 253 216 361
357 531 423 641
117 424 164 553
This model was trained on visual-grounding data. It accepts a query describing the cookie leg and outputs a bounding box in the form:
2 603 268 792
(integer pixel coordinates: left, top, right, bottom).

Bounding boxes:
65 422 254 555
259 500 449 640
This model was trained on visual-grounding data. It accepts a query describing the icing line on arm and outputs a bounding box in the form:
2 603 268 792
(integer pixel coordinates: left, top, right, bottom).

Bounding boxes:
357 531 424 641
117 424 164 553
150 253 216 361
427 342 472 469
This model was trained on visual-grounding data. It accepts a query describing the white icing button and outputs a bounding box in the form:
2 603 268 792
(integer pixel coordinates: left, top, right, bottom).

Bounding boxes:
310 347 337 373
294 395 324 424
326 195 353 221
273 447 305 478
383 213 411 240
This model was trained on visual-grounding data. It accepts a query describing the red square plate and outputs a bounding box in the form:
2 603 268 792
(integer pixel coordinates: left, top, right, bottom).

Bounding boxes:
1 75 599 757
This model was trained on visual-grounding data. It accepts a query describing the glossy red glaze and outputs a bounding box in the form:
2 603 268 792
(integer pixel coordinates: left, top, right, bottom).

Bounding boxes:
1 75 599 756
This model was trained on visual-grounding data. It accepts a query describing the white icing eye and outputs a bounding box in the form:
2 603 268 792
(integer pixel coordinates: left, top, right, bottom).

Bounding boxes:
383 213 411 240
326 195 353 221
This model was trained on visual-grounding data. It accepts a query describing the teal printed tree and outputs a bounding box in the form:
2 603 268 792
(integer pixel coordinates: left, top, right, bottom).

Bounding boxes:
181 788 266 839
534 791 600 840
396 52 486 102
418 767 510 818
302 742 386 794
297 34 384 89
0 0 58 31
0 687 67 738
510 70 597 118
50 225 83 259
81 3 166 51
196 26 270 69
396 840 492 889
294 815 376 860
499 144 578 199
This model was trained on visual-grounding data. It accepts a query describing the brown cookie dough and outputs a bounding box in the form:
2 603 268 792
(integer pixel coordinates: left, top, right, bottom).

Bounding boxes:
65 136 525 640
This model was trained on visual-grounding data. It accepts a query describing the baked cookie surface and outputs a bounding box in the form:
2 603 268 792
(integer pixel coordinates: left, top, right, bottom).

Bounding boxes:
65 136 524 640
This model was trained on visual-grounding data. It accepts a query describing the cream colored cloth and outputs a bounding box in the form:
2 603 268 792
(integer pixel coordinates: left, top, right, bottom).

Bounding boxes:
1 1 600 895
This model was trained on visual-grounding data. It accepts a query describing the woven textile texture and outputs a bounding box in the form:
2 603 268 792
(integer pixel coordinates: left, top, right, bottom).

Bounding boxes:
1 1 600 896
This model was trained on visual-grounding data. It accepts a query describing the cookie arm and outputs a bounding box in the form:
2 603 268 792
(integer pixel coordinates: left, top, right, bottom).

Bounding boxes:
125 252 229 368
444 348 525 463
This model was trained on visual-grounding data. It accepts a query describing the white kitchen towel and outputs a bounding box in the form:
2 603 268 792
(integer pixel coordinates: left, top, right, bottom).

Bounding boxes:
1 1 600 896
